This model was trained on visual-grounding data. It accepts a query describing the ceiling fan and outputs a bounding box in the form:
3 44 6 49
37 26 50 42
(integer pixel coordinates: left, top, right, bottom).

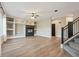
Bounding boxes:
31 12 39 19
23 10 39 19
23 9 52 20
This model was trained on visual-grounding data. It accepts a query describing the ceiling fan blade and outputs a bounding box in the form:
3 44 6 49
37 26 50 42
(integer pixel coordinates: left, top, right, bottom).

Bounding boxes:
23 10 32 13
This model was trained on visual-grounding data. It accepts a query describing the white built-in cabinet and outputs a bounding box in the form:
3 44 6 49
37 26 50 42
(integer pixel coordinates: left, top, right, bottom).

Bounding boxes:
6 17 26 39
6 17 15 38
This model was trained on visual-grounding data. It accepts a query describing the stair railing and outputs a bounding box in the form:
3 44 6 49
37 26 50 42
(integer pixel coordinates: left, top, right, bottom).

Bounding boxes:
61 17 79 44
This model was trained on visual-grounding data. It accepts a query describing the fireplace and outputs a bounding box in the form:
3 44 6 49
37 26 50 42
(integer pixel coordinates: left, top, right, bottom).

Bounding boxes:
26 25 34 36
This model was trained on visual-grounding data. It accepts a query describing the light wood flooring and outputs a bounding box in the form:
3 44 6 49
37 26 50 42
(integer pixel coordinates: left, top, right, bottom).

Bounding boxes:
2 36 72 57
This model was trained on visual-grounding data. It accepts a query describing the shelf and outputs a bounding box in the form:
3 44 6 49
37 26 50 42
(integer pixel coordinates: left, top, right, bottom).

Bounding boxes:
15 22 25 25
6 17 26 39
7 28 14 30
7 21 14 23
7 17 14 22
7 30 13 37
7 23 13 29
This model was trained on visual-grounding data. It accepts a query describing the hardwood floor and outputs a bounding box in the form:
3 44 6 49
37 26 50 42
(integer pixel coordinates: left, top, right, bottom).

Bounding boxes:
2 36 72 57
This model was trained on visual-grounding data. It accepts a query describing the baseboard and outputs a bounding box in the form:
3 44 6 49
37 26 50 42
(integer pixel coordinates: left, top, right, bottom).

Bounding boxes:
7 36 25 39
35 35 51 39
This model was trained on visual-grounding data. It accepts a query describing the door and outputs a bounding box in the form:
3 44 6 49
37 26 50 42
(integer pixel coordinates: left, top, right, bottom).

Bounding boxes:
51 24 55 36
68 22 73 38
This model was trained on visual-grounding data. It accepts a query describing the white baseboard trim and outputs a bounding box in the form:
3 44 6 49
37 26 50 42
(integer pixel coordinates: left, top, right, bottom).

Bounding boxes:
35 35 51 39
60 44 64 48
7 36 25 39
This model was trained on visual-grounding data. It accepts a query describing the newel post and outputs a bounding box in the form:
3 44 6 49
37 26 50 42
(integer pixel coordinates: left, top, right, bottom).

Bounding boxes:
61 27 64 48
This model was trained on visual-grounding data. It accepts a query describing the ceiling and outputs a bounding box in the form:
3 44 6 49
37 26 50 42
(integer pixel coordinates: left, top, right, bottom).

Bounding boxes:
1 2 79 20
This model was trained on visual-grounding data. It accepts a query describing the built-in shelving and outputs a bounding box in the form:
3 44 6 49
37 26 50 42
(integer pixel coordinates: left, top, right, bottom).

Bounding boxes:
7 30 14 37
6 17 25 39
6 17 37 39
6 17 14 38
7 28 14 30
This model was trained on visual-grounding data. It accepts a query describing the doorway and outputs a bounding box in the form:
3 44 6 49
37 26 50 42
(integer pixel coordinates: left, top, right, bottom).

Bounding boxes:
51 24 55 36
68 22 73 38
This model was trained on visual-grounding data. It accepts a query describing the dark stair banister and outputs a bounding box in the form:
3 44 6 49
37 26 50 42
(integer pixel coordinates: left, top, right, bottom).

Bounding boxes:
61 17 79 44
61 27 64 44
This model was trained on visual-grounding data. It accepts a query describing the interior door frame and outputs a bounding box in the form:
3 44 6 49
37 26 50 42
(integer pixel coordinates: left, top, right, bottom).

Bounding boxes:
51 24 56 36
68 22 73 38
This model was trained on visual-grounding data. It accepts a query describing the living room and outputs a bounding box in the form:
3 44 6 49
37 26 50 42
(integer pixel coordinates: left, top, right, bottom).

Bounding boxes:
0 2 79 57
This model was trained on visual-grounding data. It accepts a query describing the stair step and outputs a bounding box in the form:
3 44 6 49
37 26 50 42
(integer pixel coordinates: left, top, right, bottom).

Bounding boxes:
64 33 79 44
69 42 79 51
74 38 79 44
64 45 79 57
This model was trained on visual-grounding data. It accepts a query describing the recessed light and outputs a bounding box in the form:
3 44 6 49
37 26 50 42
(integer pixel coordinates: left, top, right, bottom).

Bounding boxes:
54 10 58 12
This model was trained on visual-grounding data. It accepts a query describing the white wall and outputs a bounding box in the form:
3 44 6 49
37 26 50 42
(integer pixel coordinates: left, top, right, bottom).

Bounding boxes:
26 20 35 25
3 15 7 42
0 8 4 56
66 16 73 25
35 17 69 38
0 42 1 56
15 24 25 37
15 18 26 37
0 8 3 37
51 16 74 38
73 11 79 19
52 17 66 37
36 19 51 38
72 12 79 35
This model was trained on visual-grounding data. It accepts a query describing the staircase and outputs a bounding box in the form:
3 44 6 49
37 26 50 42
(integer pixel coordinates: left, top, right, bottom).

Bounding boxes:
61 17 79 57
